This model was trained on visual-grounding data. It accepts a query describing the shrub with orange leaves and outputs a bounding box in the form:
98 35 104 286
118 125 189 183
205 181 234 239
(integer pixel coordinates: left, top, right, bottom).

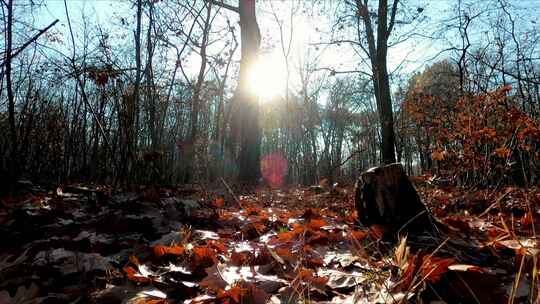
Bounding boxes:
403 85 540 186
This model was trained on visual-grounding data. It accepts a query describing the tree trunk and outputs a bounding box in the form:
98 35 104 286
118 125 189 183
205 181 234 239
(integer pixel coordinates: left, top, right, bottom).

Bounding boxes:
189 3 212 145
146 0 157 151
6 0 18 177
354 163 436 236
122 0 142 183
375 60 397 164
356 0 397 165
183 2 212 184
236 0 261 182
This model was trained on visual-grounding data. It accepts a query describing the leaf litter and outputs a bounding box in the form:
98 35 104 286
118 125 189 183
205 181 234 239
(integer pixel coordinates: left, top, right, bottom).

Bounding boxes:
0 183 538 303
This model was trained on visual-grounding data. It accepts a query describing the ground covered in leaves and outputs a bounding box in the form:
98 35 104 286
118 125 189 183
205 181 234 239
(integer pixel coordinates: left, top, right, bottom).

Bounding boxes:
0 180 538 303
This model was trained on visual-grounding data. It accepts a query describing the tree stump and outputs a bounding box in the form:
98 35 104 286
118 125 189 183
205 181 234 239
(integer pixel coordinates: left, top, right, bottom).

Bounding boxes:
354 163 436 236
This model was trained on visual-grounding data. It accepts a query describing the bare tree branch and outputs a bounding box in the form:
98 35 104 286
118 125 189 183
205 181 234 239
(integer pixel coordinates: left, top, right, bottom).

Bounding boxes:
206 0 238 13
387 0 399 36
313 66 372 78
0 19 59 68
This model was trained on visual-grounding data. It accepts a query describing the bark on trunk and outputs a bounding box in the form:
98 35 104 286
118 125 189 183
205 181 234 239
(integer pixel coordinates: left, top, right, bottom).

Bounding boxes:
207 0 261 183
236 0 261 182
356 0 397 165
6 0 18 177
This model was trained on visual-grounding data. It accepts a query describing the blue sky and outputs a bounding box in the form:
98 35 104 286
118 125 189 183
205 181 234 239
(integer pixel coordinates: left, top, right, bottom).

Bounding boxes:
22 0 540 100
39 0 129 27
33 0 444 69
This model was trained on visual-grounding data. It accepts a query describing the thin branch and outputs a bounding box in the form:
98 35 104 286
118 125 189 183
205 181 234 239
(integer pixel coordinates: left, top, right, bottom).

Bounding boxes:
206 0 238 13
387 0 399 36
330 148 365 172
313 67 372 78
0 19 59 68
63 0 112 154
311 39 362 46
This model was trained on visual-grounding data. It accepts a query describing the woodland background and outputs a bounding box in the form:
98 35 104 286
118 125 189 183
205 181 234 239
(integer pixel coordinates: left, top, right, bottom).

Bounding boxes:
0 0 539 188
1 1 540 303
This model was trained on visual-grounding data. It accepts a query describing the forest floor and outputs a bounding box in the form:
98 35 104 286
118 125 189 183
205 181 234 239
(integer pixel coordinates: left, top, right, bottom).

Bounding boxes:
0 180 538 303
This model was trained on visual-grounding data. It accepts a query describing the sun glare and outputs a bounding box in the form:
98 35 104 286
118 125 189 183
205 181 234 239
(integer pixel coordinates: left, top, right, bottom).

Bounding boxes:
247 53 287 101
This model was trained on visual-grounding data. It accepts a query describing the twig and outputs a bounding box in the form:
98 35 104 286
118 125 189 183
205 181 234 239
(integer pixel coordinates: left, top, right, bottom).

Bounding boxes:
220 177 243 209
205 0 238 13
509 252 525 304
525 192 536 238
397 210 431 237
479 188 512 217
330 148 365 173
409 237 450 292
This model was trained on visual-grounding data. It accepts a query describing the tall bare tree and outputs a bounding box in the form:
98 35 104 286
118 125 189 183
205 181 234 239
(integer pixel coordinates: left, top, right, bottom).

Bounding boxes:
5 0 17 177
210 0 262 182
120 0 143 182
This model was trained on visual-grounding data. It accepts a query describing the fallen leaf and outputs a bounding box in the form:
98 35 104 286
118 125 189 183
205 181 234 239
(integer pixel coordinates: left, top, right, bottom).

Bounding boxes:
350 230 368 241
318 269 366 289
431 150 445 161
421 257 455 283
307 218 327 230
448 264 484 272
213 198 225 208
153 245 185 257
124 266 153 283
298 268 329 291
192 246 217 268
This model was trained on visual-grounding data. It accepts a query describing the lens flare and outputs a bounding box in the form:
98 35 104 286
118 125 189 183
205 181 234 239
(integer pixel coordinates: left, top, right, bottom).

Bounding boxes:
261 151 288 188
